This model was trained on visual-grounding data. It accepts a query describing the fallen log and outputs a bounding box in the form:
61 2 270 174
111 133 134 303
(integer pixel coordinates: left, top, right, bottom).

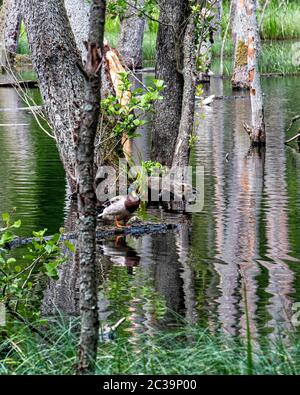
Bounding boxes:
0 80 38 88
285 130 300 145
6 222 179 249
0 105 43 112
286 115 300 132
285 115 300 145
0 123 29 127
139 67 155 73
196 95 248 101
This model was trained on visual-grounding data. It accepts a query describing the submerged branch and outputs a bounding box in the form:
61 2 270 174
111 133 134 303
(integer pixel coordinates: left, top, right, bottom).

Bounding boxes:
285 115 300 145
285 130 300 145
6 222 179 250
286 115 300 132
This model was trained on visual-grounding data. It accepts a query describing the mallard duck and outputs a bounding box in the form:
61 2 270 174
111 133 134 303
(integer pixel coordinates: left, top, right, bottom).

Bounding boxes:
98 190 140 228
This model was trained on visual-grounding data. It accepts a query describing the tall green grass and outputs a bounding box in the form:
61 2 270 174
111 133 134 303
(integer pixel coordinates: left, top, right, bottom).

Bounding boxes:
104 7 300 73
105 17 157 63
1 316 300 375
220 0 300 41
17 23 29 55
16 3 300 74
260 3 300 40
211 40 300 76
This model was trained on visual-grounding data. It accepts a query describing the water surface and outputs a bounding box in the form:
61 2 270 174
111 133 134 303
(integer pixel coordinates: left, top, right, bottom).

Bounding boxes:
1 73 300 343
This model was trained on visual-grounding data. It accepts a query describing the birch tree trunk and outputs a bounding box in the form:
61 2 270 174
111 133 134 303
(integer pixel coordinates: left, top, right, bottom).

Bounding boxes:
23 0 85 192
0 1 6 69
75 0 106 375
216 0 223 39
197 1 220 82
117 0 145 69
231 0 252 89
231 0 238 47
151 0 187 166
0 0 22 70
243 1 265 145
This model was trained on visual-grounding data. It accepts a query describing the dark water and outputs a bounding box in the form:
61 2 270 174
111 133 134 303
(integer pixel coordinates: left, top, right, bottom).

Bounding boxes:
0 76 66 236
1 73 300 342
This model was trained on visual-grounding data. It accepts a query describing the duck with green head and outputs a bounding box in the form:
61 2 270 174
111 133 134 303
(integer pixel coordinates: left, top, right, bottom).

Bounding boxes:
98 187 141 228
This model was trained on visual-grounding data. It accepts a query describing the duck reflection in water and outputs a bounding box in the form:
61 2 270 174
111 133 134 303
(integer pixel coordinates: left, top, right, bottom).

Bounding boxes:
101 236 140 275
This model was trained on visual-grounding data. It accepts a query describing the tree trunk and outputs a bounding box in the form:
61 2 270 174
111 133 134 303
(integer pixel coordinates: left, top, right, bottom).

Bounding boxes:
0 1 6 69
23 0 85 192
4 0 21 65
172 17 196 168
216 0 223 39
75 0 106 375
231 0 238 47
197 1 219 82
64 0 89 62
243 1 265 145
231 0 252 89
117 0 145 69
220 0 233 75
151 0 187 167
0 0 22 70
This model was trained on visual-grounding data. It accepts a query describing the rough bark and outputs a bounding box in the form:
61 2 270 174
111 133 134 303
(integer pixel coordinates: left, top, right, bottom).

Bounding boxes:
117 0 145 69
172 17 196 168
64 0 89 62
231 0 253 89
63 0 119 166
23 0 85 192
22 0 125 192
0 0 22 70
75 0 106 375
243 0 265 144
175 223 198 324
4 0 21 64
151 0 187 167
152 232 185 324
0 1 6 68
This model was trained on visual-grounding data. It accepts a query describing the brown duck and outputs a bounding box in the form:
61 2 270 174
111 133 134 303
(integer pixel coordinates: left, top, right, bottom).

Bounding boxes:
98 190 140 227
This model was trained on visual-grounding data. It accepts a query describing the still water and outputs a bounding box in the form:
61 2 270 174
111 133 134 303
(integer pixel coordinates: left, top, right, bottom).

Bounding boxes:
1 73 300 342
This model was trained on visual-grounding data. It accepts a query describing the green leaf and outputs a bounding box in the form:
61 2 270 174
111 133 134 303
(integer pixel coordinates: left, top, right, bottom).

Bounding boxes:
23 254 34 260
64 240 76 253
44 259 64 279
0 231 14 246
153 79 165 89
45 244 57 254
7 258 16 265
134 88 143 95
32 229 47 238
133 119 142 126
49 233 60 245
2 212 10 224
11 219 21 228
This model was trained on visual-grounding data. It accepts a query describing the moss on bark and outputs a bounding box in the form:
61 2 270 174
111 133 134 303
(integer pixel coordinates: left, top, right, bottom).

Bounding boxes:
236 40 248 66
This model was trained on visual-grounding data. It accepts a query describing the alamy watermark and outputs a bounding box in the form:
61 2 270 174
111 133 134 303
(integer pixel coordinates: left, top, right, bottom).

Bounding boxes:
95 159 205 213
